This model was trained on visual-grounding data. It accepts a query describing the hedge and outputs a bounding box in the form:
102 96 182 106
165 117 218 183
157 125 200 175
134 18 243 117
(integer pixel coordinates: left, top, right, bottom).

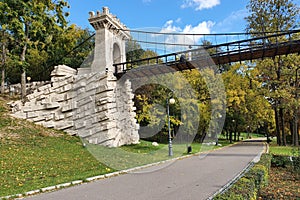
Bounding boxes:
214 154 272 200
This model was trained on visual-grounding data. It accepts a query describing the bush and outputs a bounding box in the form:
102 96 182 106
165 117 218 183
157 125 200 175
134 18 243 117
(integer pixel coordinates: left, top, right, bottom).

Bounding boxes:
271 155 292 167
214 178 257 200
292 148 300 178
214 154 272 200
245 164 269 188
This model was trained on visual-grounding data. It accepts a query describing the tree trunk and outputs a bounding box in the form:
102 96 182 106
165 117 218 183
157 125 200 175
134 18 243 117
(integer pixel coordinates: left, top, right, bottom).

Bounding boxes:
294 111 299 147
294 83 299 146
20 43 27 101
1 42 6 94
279 108 286 146
275 107 281 145
1 68 4 94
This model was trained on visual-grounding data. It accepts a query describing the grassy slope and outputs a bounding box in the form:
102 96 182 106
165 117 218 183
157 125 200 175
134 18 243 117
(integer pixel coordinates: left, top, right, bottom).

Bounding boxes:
0 96 111 197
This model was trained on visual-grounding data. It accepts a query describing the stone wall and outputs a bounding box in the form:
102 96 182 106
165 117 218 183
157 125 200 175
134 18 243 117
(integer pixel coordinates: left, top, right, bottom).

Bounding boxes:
5 81 50 95
10 65 139 147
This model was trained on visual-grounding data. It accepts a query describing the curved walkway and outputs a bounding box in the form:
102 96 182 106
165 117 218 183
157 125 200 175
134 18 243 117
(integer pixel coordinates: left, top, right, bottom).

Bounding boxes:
24 140 266 200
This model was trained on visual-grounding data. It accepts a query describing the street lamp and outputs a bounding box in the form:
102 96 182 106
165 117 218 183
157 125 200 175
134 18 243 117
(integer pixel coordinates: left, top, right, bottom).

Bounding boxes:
247 125 250 139
230 119 235 143
167 95 175 156
26 76 31 83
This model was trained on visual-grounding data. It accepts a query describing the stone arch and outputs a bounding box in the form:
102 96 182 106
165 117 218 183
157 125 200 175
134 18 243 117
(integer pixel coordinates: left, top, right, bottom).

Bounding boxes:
113 43 122 64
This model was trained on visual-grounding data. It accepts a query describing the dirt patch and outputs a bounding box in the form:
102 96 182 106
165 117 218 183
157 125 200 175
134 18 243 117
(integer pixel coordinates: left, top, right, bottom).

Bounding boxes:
259 166 300 200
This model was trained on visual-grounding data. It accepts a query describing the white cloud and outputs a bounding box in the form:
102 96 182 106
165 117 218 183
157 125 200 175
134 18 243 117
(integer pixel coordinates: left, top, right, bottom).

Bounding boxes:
215 9 248 32
181 0 220 10
158 20 215 51
160 20 182 33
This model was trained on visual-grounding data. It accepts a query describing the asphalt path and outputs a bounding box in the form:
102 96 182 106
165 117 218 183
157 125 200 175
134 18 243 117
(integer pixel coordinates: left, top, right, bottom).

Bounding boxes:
24 140 265 200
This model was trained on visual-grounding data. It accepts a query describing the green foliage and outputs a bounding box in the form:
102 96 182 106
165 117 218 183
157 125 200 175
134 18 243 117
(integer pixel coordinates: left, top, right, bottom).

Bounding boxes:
214 154 272 200
245 0 299 34
245 0 300 146
0 0 94 83
271 155 293 167
214 178 257 200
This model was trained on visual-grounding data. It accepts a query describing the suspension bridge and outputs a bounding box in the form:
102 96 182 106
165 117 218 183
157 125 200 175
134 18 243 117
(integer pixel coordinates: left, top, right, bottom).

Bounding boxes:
112 29 300 78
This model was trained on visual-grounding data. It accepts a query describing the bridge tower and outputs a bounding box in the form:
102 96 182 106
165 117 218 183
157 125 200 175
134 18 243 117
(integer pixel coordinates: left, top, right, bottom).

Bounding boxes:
88 7 130 73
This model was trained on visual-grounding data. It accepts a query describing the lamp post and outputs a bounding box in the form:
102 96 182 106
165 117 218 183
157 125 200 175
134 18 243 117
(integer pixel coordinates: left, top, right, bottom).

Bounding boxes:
247 125 250 139
230 119 235 143
167 95 175 156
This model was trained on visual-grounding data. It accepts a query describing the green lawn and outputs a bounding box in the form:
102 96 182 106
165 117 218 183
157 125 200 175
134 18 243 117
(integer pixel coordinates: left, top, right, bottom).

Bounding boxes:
84 139 230 171
267 138 299 156
0 97 112 197
269 145 299 156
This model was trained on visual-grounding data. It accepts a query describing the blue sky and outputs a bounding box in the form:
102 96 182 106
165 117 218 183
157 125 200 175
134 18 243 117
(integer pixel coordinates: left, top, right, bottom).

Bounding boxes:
67 0 250 34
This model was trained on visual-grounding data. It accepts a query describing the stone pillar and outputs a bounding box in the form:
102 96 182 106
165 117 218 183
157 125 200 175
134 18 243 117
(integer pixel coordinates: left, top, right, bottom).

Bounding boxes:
88 7 130 73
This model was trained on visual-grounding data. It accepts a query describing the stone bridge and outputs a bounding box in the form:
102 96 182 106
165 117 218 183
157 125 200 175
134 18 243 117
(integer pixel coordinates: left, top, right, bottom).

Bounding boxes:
10 7 140 147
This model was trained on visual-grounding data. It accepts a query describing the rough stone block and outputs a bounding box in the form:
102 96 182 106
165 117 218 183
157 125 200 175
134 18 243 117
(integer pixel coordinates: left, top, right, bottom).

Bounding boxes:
38 84 51 92
44 102 60 110
51 65 77 77
23 105 45 112
78 96 93 107
32 116 45 122
26 112 38 119
51 94 65 102
54 114 65 121
74 121 86 129
55 121 73 130
73 81 86 90
61 102 77 112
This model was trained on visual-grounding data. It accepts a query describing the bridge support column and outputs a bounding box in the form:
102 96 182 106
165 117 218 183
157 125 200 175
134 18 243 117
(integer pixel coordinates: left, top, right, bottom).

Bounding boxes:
75 7 139 147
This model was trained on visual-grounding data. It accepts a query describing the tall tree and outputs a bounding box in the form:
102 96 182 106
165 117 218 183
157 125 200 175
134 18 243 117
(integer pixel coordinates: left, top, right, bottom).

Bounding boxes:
0 31 9 93
0 0 69 100
245 0 300 145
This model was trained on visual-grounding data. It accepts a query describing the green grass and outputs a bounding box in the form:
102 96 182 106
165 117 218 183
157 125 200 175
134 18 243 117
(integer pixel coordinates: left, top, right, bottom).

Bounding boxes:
85 138 231 171
268 139 299 156
0 97 112 197
269 145 299 156
0 95 232 197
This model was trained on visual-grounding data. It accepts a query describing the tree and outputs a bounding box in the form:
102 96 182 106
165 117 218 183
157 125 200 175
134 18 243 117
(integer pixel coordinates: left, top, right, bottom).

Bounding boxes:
26 25 94 81
0 30 9 93
0 0 69 100
245 0 300 146
126 40 144 63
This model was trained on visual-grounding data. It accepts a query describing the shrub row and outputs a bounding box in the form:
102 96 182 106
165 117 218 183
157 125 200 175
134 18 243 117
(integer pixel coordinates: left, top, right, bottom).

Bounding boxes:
214 154 272 200
272 151 300 177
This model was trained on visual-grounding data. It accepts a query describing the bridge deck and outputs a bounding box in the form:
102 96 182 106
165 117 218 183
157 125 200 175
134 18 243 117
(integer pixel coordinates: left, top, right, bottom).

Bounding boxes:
212 40 300 65
114 31 300 79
